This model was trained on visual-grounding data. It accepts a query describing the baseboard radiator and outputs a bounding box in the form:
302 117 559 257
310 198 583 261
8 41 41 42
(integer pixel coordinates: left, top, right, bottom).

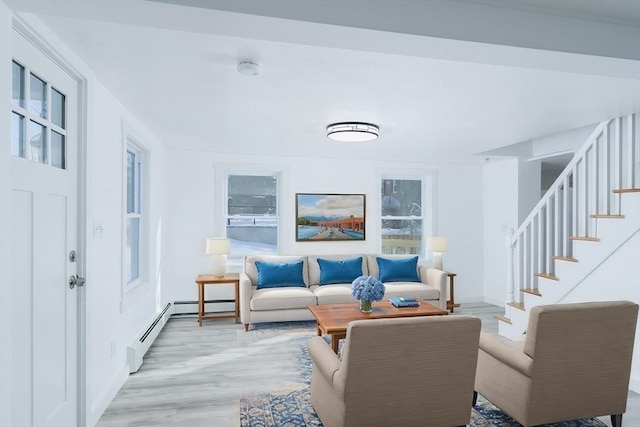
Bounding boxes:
127 302 174 373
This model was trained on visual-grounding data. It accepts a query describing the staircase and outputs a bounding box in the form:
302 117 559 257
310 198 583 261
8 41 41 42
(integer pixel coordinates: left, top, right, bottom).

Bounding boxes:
498 114 640 355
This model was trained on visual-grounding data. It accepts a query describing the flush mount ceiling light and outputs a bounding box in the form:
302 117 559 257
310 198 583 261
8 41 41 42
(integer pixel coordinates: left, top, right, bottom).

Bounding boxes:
326 122 379 142
237 60 260 76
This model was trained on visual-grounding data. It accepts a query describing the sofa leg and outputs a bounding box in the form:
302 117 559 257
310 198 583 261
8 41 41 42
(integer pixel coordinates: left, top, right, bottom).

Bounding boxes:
472 391 478 406
244 323 250 332
611 414 622 427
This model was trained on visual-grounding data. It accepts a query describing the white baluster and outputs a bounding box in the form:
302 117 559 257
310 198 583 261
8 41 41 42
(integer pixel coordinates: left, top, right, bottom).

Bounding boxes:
628 114 636 188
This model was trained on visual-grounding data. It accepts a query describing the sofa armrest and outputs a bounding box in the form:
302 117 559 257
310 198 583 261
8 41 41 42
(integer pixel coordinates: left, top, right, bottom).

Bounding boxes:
422 267 447 310
239 273 254 325
479 332 533 377
307 336 344 397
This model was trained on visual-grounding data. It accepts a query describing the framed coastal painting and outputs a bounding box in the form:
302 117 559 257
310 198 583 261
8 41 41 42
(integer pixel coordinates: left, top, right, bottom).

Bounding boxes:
295 193 366 241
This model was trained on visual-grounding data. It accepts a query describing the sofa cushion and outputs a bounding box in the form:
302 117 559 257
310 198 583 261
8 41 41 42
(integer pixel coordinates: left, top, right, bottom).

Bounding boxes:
383 282 440 301
308 254 368 286
250 287 317 311
311 284 356 305
255 260 306 289
376 256 420 282
245 255 309 287
317 256 363 285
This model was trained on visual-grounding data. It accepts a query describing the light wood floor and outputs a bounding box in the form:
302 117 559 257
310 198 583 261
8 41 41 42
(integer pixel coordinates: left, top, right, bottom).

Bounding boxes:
98 302 640 427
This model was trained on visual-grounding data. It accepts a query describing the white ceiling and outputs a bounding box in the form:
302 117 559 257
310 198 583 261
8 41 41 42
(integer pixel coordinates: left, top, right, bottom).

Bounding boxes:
6 0 640 163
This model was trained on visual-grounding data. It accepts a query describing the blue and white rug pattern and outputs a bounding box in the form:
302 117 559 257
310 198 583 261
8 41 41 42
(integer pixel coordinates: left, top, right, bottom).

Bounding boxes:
240 321 606 427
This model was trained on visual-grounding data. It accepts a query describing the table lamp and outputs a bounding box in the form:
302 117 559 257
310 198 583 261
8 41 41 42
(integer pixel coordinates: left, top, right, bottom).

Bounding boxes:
427 236 448 271
206 237 230 277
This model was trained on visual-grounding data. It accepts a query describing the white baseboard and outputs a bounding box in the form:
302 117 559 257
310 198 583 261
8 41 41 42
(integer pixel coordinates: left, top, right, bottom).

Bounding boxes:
89 365 129 427
630 376 640 394
173 300 235 315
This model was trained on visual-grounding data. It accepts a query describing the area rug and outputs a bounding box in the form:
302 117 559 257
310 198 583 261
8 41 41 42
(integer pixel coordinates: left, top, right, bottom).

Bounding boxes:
240 322 606 427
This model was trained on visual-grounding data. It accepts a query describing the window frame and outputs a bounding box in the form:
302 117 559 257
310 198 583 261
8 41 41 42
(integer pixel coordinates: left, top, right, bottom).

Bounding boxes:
378 170 437 259
122 129 149 299
224 172 280 261
214 163 285 265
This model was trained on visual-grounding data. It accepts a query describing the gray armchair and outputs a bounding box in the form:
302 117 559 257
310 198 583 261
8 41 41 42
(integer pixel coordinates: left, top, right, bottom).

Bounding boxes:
474 300 639 427
307 315 481 427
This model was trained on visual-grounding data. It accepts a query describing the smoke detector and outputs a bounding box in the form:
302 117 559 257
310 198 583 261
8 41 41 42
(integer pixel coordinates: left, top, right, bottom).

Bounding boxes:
237 60 260 76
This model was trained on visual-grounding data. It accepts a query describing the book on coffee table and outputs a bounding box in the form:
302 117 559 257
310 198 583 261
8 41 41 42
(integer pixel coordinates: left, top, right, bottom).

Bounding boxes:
389 296 420 308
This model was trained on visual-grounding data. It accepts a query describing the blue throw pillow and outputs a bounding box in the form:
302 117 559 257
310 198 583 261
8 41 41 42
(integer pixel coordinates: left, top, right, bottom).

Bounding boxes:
317 257 363 285
376 256 420 282
255 260 306 289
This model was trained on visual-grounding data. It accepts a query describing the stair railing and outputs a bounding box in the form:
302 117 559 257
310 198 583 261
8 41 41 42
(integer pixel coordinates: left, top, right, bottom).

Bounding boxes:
506 114 638 305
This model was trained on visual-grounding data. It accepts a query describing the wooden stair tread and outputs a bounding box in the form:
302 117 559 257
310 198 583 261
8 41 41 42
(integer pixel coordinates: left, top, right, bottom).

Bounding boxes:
613 188 640 194
569 236 600 242
535 273 559 281
507 302 525 311
521 288 542 296
589 214 625 219
552 256 578 262
495 315 512 324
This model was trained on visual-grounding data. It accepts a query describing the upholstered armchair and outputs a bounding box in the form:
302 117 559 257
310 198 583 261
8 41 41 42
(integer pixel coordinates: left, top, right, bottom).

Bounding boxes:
307 315 481 427
474 300 639 427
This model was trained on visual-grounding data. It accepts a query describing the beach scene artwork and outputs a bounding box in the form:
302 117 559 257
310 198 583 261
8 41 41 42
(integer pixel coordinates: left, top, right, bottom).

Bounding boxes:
296 193 365 241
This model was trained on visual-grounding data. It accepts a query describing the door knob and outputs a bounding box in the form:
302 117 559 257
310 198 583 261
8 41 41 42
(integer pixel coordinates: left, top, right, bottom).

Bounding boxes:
69 275 86 289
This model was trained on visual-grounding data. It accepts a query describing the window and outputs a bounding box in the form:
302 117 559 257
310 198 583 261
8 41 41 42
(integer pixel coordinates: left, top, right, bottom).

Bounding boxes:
226 174 279 258
11 60 67 169
381 176 432 255
124 138 147 287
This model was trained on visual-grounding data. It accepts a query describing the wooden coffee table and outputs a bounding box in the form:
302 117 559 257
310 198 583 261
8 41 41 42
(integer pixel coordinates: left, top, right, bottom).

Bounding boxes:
308 299 448 353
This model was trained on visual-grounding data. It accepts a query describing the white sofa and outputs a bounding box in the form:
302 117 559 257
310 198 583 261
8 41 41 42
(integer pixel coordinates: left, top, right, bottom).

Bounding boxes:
239 254 448 331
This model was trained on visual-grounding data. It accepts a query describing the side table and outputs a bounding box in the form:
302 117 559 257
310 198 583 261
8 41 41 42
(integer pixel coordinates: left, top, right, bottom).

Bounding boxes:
446 272 460 313
195 273 240 326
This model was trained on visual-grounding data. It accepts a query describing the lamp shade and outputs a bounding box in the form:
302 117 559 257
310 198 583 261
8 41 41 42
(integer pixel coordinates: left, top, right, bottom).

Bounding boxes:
427 236 448 252
205 237 230 255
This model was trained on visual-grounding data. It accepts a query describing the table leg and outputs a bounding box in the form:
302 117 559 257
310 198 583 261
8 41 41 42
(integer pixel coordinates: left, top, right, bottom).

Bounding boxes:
198 282 204 326
331 334 339 353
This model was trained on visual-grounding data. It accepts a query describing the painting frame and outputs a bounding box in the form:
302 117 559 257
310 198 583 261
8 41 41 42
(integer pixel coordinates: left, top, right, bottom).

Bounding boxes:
295 193 366 242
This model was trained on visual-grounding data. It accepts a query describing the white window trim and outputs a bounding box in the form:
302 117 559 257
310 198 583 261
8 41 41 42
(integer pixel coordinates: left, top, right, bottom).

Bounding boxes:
377 168 438 259
121 122 150 306
214 162 286 268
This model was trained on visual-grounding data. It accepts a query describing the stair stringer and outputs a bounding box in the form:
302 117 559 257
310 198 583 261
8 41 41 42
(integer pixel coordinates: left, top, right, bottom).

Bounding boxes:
499 192 640 344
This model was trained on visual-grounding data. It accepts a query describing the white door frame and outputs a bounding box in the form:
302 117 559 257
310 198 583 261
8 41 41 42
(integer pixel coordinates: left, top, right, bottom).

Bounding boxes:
12 15 89 426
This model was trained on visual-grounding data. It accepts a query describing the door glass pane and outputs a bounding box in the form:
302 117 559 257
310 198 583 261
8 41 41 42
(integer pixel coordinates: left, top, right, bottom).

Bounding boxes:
28 120 47 164
30 74 47 119
11 112 25 157
12 61 25 108
51 131 65 169
51 88 65 129
126 218 140 283
126 151 136 213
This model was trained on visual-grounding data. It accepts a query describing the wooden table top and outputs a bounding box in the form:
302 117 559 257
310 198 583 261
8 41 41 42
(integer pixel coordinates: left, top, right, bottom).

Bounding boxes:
308 299 448 334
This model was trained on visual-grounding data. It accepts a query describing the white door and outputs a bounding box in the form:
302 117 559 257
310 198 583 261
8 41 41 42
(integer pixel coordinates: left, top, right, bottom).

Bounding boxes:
10 29 80 427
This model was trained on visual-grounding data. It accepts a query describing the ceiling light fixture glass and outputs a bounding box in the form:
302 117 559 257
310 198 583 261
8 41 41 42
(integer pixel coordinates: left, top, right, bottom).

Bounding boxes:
326 122 379 142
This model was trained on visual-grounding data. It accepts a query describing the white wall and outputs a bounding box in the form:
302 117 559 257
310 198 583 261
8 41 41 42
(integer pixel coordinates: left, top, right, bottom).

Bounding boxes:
85 83 169 425
482 159 519 305
531 123 597 158
562 232 640 392
165 151 485 309
517 158 542 223
0 8 170 426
